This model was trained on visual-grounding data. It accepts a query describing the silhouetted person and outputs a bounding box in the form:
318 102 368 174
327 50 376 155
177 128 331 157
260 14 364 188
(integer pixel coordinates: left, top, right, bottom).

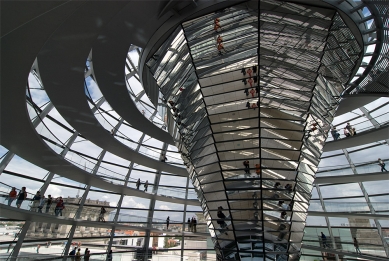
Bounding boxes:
188 218 192 232
144 180 148 191
16 187 27 209
107 250 113 261
136 178 141 190
354 237 361 254
84 250 90 261
285 184 293 193
192 217 197 233
46 195 53 213
241 68 246 76
166 216 170 230
243 160 250 174
31 191 41 211
246 101 250 109
321 232 329 248
217 206 228 235
99 207 106 222
378 158 387 172
244 88 249 97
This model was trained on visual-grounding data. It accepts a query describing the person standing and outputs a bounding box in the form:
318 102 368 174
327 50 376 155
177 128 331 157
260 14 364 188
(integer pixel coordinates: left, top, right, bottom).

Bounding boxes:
216 35 223 44
243 160 250 174
378 158 387 172
45 195 53 213
55 197 65 216
84 250 90 261
31 191 41 211
217 206 228 235
353 237 361 254
346 122 353 135
246 68 253 77
187 218 191 232
75 248 81 261
343 128 351 137
241 68 246 76
107 250 113 261
37 195 46 213
99 207 106 222
331 127 340 140
321 232 329 248
193 217 197 233
166 216 170 230
8 187 17 206
250 88 255 98
16 187 27 209
244 88 249 97
7 243 12 253
144 180 148 192
248 77 254 87
36 244 40 253
255 164 261 175
136 178 141 190
245 101 250 109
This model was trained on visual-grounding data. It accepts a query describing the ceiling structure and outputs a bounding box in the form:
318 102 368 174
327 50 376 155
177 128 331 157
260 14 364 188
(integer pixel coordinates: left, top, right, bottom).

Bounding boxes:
0 0 388 261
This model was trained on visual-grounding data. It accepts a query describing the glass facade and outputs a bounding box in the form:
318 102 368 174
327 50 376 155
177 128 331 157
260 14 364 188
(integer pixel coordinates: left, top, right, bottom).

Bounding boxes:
0 0 387 261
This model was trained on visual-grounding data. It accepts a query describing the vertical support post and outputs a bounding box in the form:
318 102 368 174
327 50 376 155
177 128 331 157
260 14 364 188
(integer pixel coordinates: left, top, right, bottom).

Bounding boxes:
315 184 339 261
9 221 31 261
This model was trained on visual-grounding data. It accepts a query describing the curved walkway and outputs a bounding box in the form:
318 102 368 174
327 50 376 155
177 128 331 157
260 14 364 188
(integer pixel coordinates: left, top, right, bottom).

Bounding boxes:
301 244 387 261
335 94 384 116
307 211 389 220
0 2 195 209
0 204 207 237
92 32 175 145
315 171 389 184
323 125 389 152
36 2 185 176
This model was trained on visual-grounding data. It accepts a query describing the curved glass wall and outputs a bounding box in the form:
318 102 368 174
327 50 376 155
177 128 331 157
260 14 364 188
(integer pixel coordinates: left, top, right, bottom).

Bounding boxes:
1 0 387 261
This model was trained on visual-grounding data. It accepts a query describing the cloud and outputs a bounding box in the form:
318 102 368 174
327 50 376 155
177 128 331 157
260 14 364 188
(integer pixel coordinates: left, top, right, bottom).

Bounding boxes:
159 205 171 210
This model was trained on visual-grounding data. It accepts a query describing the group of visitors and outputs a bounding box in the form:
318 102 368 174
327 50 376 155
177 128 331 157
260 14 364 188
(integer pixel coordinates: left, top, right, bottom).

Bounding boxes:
187 216 198 232
7 188 66 216
242 161 261 175
136 178 149 191
30 192 65 216
68 247 112 261
331 122 357 140
241 67 259 109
